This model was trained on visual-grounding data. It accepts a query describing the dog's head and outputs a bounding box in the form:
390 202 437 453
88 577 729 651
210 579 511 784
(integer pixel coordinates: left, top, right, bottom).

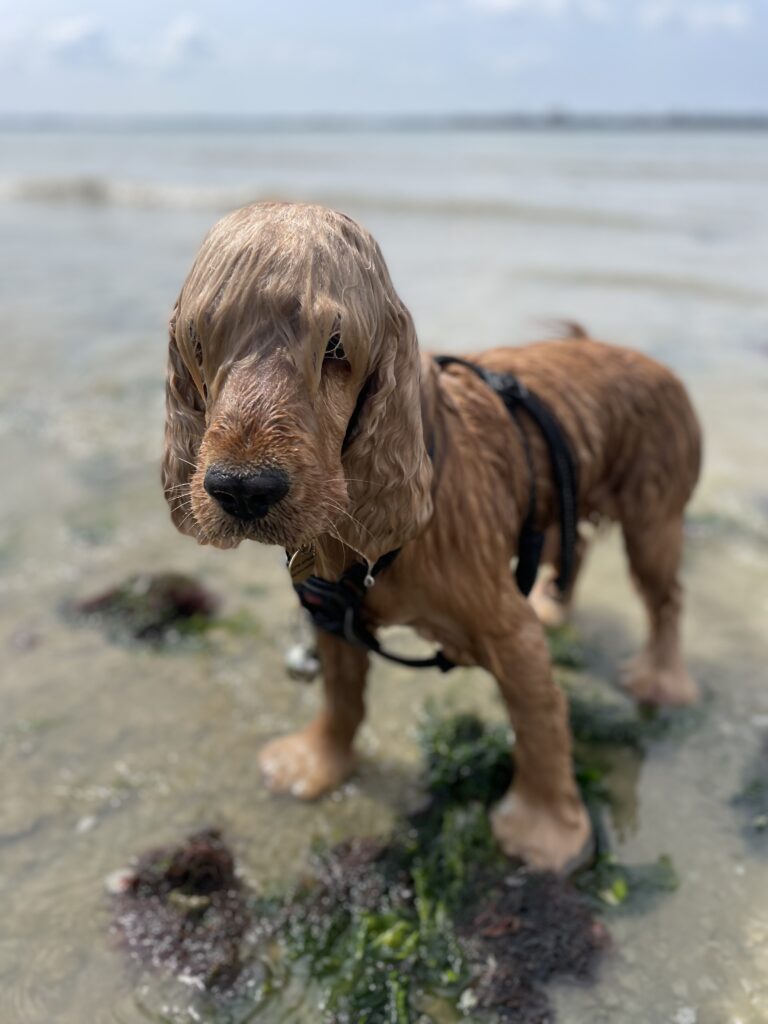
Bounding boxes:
162 202 433 560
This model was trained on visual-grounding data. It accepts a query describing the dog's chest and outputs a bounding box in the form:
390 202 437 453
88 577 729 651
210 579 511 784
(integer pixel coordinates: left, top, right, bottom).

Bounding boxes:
363 577 474 664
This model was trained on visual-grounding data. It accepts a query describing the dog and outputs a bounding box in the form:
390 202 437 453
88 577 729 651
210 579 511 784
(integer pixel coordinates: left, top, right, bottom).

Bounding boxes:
162 201 701 873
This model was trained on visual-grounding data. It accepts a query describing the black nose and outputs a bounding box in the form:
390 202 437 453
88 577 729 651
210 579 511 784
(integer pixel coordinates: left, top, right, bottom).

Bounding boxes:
203 467 290 520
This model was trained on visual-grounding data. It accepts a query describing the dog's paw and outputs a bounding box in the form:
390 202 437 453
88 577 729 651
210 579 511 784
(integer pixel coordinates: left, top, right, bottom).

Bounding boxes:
258 728 355 800
529 573 570 629
621 654 698 707
491 790 592 874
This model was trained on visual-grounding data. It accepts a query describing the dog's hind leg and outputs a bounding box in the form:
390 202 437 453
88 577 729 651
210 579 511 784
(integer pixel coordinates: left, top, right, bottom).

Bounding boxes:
529 527 589 628
477 584 592 873
258 632 368 799
620 511 698 706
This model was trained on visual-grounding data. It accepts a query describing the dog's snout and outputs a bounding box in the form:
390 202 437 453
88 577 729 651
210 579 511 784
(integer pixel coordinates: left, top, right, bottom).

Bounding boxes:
204 467 290 520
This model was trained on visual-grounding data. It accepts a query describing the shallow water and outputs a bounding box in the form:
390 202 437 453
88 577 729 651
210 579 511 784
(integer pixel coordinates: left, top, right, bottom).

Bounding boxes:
1 126 768 1024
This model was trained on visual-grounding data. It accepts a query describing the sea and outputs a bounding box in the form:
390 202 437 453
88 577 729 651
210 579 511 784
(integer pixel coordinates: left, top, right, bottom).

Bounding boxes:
1 122 767 1023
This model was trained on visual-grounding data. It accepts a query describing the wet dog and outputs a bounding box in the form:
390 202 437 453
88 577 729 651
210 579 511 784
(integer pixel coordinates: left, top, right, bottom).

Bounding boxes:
162 201 701 871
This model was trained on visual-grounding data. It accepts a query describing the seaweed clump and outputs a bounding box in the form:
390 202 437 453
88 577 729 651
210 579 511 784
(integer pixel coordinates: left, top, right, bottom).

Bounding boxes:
110 711 679 1022
73 572 219 642
111 828 253 990
272 790 607 1024
546 624 588 670
575 853 679 912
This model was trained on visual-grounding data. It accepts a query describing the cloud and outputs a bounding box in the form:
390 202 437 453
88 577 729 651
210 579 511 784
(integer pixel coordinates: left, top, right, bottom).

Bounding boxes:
469 0 611 18
2 13 216 77
471 0 568 12
639 1 751 31
467 0 752 27
156 15 212 69
42 17 115 68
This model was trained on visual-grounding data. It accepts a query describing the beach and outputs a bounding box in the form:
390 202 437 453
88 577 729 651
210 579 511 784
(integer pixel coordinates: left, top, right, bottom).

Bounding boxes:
1 124 768 1023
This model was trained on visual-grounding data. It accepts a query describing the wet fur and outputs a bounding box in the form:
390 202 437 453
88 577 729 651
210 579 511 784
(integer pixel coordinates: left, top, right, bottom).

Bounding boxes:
163 201 702 872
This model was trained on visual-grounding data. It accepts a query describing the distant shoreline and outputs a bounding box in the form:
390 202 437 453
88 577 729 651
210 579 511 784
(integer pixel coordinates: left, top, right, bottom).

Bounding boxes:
1 112 768 133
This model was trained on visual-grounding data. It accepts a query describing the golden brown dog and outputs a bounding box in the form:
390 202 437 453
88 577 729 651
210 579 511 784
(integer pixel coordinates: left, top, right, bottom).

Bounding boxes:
162 201 701 873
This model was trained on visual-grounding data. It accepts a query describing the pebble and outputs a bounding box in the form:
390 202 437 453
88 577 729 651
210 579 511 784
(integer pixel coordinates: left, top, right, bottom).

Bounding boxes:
104 868 135 895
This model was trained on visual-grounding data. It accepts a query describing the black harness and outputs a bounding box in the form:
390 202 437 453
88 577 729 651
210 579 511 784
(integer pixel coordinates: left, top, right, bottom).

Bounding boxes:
295 548 456 673
292 357 579 673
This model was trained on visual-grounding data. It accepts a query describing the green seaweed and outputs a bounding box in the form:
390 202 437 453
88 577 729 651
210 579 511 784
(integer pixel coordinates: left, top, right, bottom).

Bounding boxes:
566 685 704 749
417 711 513 808
732 736 768 846
115 708 682 1023
276 799 484 1021
546 624 588 669
71 572 262 648
72 572 219 643
210 609 263 638
258 711 673 1020
576 854 679 912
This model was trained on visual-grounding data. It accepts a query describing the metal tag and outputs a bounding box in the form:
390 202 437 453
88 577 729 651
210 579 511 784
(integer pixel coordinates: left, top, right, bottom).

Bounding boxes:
284 642 321 683
288 545 315 585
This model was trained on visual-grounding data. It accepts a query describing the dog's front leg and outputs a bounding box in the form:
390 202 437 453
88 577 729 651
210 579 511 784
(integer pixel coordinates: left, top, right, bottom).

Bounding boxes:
478 586 592 873
258 632 368 800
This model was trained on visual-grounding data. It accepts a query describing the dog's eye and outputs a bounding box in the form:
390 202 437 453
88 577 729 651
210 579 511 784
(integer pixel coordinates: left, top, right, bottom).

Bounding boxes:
193 338 208 398
324 332 347 362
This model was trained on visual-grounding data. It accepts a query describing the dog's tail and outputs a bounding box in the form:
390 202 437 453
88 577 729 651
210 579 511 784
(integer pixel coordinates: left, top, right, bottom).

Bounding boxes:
546 319 590 340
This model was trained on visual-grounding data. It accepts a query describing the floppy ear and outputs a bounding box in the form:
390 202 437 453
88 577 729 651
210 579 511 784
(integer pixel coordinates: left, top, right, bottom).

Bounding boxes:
161 305 206 537
341 302 434 561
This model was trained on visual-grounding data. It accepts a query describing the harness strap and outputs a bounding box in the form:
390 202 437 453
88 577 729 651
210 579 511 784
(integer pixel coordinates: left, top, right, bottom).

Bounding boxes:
295 549 456 673
434 356 579 594
342 607 456 673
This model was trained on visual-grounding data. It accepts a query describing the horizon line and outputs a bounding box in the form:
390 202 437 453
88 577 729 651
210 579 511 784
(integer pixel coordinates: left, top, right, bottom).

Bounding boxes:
1 110 768 131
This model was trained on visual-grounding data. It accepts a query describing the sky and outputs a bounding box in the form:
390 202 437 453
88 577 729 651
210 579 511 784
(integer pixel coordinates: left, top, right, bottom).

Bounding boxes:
0 0 766 116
